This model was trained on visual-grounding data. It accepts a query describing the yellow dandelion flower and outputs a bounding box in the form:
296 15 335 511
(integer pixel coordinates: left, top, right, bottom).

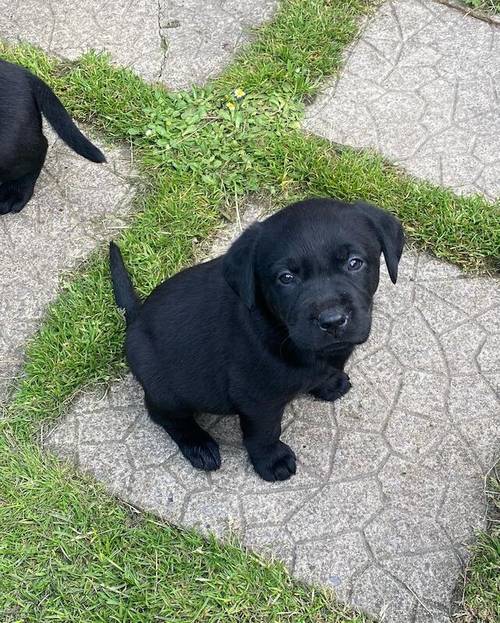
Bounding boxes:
226 101 236 111
234 88 246 99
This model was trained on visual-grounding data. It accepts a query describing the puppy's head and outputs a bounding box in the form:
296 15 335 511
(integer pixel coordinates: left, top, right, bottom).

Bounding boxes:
223 198 404 352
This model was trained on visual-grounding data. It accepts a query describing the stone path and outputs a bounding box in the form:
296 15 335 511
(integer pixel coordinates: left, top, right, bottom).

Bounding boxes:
1 1 499 622
304 0 500 200
0 0 277 89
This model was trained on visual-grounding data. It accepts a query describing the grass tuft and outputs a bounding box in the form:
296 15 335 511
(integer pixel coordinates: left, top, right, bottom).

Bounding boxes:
462 0 500 14
458 465 500 623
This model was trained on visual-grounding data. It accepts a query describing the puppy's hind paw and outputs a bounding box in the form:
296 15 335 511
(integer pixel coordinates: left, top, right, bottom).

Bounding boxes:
250 441 297 482
179 436 221 471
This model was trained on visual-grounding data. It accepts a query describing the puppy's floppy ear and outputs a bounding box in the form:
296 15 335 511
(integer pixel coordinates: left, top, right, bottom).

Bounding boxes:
223 222 261 309
355 202 405 284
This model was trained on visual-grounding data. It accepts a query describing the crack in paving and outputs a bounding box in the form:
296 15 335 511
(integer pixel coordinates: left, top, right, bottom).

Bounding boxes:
0 0 277 89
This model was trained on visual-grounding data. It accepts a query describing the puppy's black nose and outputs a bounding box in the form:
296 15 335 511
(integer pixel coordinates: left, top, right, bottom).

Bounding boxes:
318 309 348 331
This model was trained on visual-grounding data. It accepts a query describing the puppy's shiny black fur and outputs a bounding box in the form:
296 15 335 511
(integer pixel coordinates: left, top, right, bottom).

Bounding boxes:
0 60 105 214
110 198 404 481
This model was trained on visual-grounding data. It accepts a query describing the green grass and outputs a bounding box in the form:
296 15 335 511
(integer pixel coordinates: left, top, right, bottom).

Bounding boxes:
462 0 500 14
0 0 499 620
459 465 500 622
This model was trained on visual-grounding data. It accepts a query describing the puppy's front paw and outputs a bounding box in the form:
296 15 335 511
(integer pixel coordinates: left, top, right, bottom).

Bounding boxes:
310 371 352 402
179 436 221 471
250 441 297 482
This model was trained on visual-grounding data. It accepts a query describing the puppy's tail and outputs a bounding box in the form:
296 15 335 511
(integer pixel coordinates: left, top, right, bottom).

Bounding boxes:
109 241 141 325
29 74 106 163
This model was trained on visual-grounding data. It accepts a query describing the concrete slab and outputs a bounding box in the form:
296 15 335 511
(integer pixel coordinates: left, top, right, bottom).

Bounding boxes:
0 0 278 89
304 0 500 201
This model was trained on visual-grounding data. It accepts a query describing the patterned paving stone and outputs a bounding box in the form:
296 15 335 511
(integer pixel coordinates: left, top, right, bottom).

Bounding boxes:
0 127 135 400
0 0 277 89
304 0 500 201
128 466 187 521
45 201 500 622
364 507 446 558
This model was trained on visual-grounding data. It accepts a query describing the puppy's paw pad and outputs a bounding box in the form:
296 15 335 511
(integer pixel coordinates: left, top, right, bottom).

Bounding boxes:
251 441 297 482
180 438 221 471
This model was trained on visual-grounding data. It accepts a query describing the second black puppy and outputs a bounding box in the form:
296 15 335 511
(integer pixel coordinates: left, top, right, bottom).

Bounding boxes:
110 198 404 481
0 60 105 214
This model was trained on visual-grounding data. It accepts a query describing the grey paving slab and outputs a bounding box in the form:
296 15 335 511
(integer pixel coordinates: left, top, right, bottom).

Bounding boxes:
45 199 500 623
0 0 277 89
0 127 136 399
304 0 500 201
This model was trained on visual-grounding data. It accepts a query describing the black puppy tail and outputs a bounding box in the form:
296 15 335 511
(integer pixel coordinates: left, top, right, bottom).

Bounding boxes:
109 242 141 325
30 74 106 163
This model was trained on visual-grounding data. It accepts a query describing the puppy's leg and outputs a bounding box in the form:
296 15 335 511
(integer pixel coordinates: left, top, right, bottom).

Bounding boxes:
0 137 47 214
145 397 221 471
240 407 296 482
310 370 351 402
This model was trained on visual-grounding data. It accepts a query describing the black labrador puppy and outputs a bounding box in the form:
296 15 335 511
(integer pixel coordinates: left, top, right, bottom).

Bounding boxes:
0 59 105 214
110 198 404 481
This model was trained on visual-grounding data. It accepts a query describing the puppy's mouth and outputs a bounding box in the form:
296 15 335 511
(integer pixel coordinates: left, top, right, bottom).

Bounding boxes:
319 331 368 348
319 340 352 352
288 330 368 353
288 322 372 353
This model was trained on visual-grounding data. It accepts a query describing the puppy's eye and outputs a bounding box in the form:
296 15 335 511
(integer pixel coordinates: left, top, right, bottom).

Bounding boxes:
278 272 295 285
347 257 364 271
